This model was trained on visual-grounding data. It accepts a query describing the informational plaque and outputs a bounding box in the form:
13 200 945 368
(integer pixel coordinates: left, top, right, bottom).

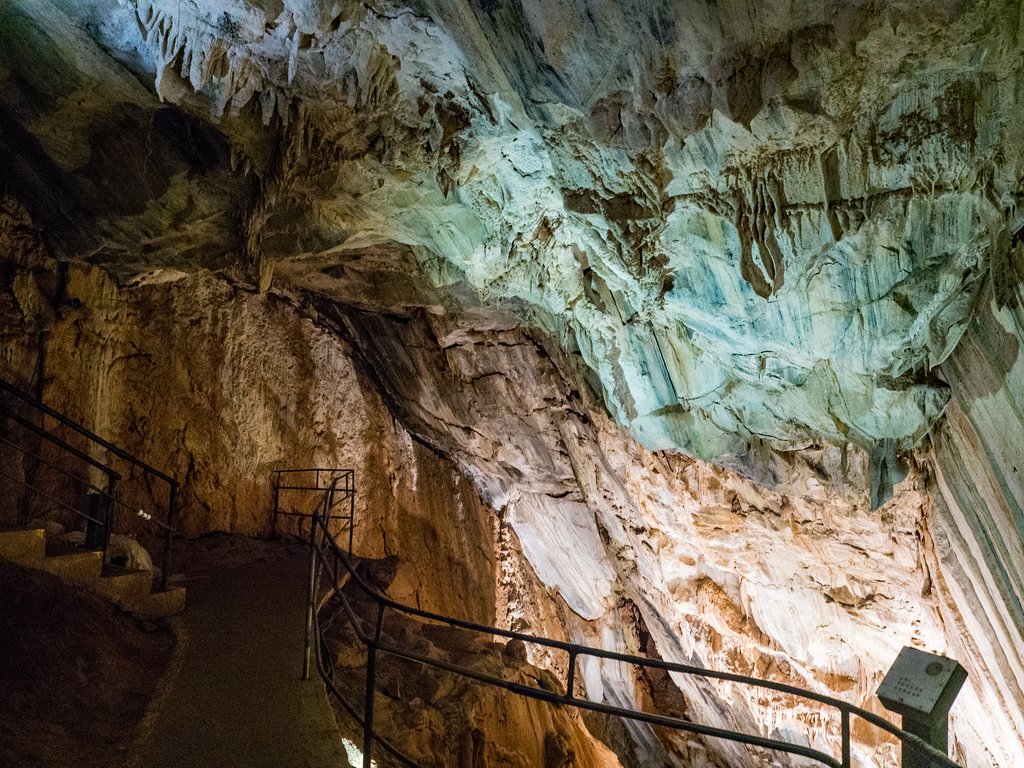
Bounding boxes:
877 646 967 719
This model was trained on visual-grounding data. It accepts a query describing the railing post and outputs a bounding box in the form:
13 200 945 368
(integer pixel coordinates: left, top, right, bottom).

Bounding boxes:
322 485 332 539
303 504 320 681
363 603 385 767
841 709 851 768
348 484 355 557
102 474 117 562
565 650 578 700
271 471 280 538
160 481 177 592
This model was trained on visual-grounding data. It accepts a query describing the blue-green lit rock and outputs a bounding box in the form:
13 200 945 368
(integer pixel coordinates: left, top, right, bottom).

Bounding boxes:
3 3 1024 765
6 1 1021 503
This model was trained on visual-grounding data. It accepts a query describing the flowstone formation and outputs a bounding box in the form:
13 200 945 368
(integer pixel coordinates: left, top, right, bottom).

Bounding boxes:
5 0 1022 501
2 1 1024 767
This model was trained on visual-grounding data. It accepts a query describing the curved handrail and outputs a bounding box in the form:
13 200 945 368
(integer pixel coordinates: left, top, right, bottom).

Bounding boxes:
306 478 965 768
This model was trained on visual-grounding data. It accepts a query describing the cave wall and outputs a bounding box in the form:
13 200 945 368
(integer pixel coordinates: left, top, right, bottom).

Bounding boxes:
927 290 1024 749
0 195 495 607
331 295 1024 767
2 1 1024 767
2 249 377 535
0 198 623 764
5 192 1024 765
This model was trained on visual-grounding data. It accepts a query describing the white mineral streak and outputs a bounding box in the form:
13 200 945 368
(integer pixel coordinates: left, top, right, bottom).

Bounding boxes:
506 492 616 621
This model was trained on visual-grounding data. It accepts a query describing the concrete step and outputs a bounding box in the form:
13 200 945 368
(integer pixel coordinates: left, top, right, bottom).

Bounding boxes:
0 527 185 619
40 550 104 585
0 527 46 563
96 566 154 608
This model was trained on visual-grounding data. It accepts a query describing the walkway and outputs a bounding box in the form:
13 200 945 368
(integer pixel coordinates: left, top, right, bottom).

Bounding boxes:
134 549 349 768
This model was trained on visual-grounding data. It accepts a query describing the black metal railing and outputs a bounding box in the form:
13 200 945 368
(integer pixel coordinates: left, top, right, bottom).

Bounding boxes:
272 467 355 549
0 377 179 590
302 478 966 768
0 433 119 548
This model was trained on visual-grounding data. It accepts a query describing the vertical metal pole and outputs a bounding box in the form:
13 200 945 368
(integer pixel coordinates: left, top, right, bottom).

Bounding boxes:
303 504 319 680
362 645 377 768
565 650 578 700
348 484 355 557
841 709 851 768
311 543 322 656
103 474 117 564
271 471 280 538
161 481 176 592
362 603 385 768
900 715 951 768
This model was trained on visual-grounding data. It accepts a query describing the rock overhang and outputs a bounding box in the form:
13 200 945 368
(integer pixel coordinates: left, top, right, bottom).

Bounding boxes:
2 0 1022 504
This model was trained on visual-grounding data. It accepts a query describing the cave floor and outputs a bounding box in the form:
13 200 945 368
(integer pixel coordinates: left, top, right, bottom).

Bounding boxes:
133 541 348 768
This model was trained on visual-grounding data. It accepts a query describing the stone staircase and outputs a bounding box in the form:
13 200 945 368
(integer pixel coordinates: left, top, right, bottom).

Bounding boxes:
0 527 185 619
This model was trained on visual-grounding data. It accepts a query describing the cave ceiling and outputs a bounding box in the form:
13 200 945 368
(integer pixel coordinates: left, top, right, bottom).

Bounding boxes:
2 0 1023 503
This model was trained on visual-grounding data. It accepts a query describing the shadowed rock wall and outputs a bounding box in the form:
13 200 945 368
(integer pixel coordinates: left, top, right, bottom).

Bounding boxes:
1 198 622 764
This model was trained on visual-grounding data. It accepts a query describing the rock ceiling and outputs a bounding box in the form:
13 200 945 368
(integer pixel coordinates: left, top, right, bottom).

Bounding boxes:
2 1 1024 766
4 0 1023 507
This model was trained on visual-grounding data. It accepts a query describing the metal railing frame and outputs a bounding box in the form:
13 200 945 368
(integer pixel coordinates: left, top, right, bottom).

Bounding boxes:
0 377 178 590
300 478 965 768
0 435 163 531
0 466 108 528
272 467 355 550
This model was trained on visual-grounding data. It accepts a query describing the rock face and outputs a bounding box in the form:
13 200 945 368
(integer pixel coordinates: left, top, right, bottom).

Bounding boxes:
324 554 624 768
6 0 1023 490
2 1 1024 767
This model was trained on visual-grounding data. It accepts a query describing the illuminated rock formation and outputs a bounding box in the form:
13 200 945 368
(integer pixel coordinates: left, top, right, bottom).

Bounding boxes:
1 1 1023 766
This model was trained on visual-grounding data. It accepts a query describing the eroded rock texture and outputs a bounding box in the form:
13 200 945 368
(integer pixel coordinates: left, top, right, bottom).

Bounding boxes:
2 1 1024 767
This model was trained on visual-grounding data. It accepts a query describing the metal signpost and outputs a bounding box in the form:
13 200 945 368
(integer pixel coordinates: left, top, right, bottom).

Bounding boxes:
877 646 968 768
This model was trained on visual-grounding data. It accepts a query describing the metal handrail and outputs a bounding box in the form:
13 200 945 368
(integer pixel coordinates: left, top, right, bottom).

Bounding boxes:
0 379 175 483
0 466 107 527
0 404 122 481
2 434 115 504
272 467 355 550
304 477 965 768
0 436 173 531
0 377 178 589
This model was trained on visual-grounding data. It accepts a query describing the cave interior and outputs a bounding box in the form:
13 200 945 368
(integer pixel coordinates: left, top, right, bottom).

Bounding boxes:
1 1 1023 767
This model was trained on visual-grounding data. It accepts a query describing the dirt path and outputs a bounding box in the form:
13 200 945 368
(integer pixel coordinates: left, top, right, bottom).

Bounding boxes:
133 549 348 768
